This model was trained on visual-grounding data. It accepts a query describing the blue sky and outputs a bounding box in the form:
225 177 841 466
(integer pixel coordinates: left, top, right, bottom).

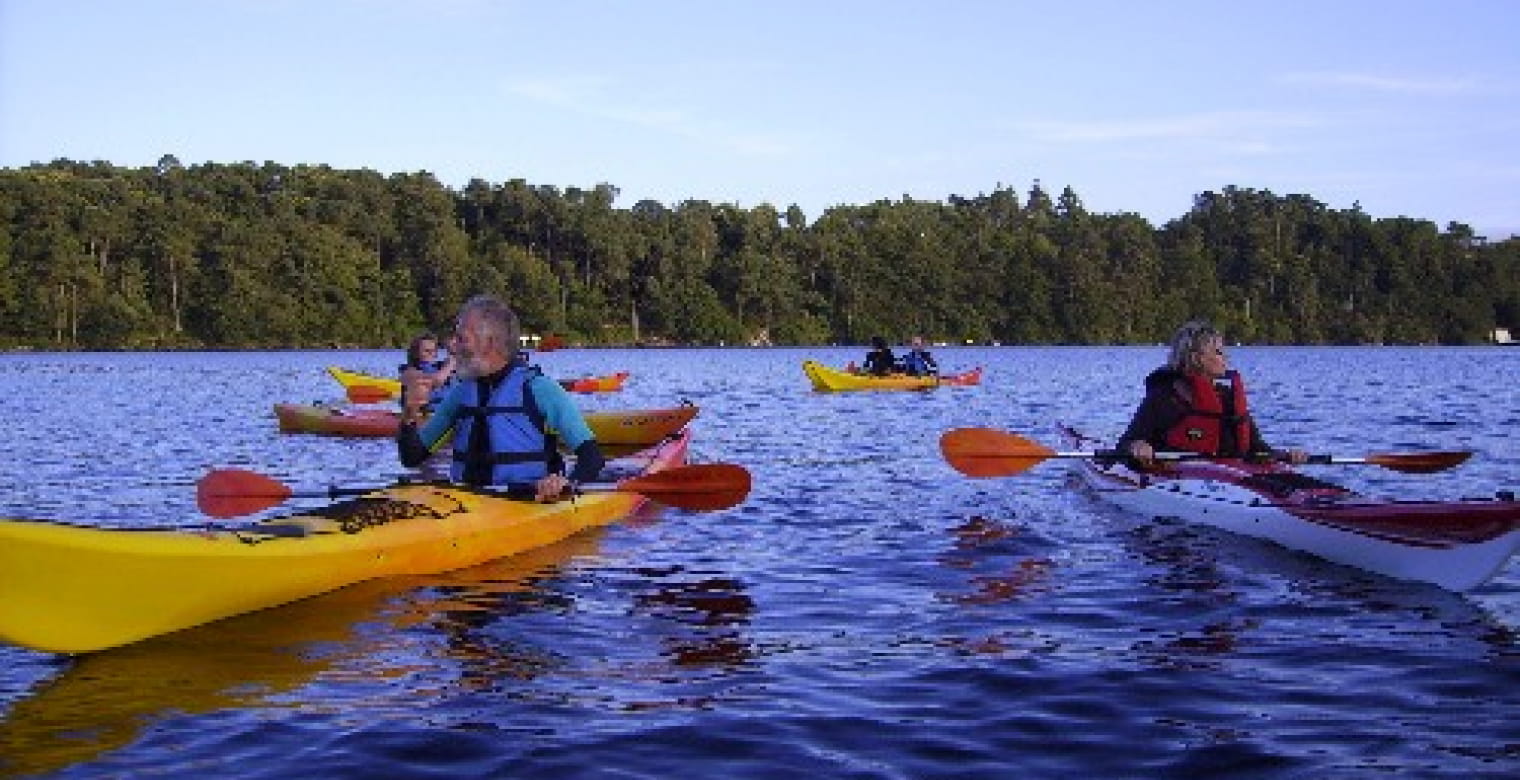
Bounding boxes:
3 0 1517 236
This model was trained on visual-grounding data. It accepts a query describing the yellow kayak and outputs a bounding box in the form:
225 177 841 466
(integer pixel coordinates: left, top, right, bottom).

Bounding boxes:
329 366 631 400
328 365 400 400
802 360 984 391
0 431 694 655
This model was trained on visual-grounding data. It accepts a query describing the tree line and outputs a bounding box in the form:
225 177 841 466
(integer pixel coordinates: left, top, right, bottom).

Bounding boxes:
1 156 1515 349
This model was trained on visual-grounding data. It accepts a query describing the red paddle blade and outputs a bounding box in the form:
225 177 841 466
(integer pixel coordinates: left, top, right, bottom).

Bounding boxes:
940 427 1056 478
618 464 752 511
197 468 293 518
346 385 395 403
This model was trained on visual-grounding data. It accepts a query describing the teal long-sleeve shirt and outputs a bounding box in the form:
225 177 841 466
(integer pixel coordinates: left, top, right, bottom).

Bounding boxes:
396 370 602 483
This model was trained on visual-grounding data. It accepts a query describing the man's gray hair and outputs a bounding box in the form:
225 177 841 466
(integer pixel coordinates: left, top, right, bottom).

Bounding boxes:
457 295 520 360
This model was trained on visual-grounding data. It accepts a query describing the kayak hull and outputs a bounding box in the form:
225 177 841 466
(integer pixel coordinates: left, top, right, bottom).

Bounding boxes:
0 431 690 654
274 402 699 446
802 360 982 391
1059 425 1520 591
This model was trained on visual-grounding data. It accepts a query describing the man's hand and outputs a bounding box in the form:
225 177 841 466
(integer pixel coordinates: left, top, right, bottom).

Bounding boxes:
534 473 573 503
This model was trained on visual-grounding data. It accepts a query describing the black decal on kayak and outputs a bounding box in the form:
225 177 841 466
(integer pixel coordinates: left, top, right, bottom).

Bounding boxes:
319 494 459 534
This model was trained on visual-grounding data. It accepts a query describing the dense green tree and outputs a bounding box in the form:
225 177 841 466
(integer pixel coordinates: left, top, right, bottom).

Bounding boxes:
1 159 1514 349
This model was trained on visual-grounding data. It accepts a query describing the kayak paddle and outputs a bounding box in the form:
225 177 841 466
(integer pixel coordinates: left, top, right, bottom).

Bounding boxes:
1299 451 1472 473
939 427 1472 478
940 427 1154 477
197 463 752 518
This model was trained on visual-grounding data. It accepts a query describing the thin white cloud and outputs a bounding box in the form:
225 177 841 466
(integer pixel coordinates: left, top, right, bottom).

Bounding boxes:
504 75 795 158
1015 111 1320 148
1279 71 1482 95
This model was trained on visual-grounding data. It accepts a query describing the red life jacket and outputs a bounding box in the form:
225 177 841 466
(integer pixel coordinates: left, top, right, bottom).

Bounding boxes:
1162 370 1252 456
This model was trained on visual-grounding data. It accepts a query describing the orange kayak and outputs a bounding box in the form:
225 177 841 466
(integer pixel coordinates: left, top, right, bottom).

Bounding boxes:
559 371 630 393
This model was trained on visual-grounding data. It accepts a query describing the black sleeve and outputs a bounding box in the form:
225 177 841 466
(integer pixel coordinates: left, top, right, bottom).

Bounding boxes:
567 439 605 484
1245 417 1273 455
1116 387 1179 452
396 422 433 468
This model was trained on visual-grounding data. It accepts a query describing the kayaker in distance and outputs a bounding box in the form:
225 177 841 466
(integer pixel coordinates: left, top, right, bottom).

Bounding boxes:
1117 319 1307 468
862 336 899 376
398 332 456 410
901 336 939 377
396 295 605 501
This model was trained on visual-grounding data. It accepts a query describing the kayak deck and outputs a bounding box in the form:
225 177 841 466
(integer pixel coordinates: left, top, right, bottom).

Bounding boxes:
1059 424 1520 590
0 431 691 655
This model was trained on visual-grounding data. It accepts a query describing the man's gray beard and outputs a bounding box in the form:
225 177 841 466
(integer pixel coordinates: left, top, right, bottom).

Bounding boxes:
455 354 483 380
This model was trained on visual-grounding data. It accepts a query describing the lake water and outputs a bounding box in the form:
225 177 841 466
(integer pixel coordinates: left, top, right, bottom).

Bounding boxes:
2 346 1518 778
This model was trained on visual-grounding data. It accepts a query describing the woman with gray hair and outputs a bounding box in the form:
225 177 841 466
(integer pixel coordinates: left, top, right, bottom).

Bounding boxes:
1117 319 1306 467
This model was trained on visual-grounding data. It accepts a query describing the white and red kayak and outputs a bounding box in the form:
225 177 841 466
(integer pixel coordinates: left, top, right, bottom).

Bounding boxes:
1058 424 1520 591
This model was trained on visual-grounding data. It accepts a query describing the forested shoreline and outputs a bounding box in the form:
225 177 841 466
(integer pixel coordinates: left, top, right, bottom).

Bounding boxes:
1 156 1515 350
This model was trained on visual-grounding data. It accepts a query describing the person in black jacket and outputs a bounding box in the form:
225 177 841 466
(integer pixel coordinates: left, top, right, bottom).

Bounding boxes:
1117 319 1306 467
861 336 899 376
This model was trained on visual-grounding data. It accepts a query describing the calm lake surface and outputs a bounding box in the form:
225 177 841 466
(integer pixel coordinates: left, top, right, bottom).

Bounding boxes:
2 346 1518 778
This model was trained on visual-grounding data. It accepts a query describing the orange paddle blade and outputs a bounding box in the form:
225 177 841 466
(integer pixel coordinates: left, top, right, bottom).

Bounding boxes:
614 463 752 511
1361 451 1472 474
197 468 293 518
939 427 1057 478
346 384 395 403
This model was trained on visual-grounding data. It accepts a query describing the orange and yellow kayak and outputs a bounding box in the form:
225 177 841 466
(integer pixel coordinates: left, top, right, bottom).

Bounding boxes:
559 371 630 393
275 402 698 446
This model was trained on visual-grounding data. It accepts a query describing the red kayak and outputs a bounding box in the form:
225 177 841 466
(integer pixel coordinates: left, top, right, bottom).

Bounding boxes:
1058 424 1520 591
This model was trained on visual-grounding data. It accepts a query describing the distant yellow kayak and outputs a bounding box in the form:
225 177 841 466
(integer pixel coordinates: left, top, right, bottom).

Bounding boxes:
327 366 399 399
802 360 983 392
328 366 631 400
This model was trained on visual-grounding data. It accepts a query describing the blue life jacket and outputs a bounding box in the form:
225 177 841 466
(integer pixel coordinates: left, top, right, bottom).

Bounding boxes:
902 351 933 376
450 366 554 486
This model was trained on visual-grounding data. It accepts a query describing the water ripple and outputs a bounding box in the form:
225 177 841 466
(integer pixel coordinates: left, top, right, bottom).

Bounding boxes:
2 347 1518 778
